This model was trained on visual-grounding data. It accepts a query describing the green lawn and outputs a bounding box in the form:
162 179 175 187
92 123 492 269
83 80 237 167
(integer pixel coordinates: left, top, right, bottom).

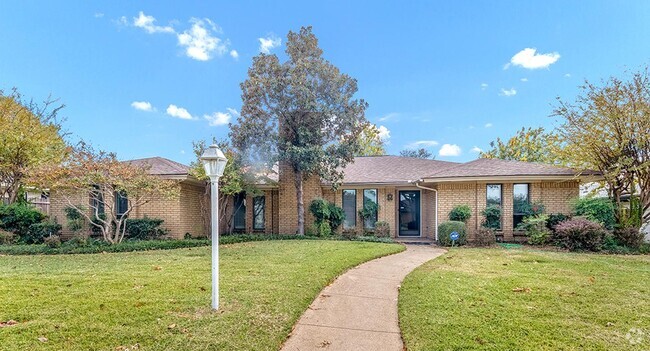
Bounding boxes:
399 248 650 351
0 240 403 350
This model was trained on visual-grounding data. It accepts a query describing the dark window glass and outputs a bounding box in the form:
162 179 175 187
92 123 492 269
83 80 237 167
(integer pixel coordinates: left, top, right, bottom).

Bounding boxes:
486 184 502 206
513 184 530 229
363 189 378 229
115 191 128 218
233 193 246 231
342 190 356 229
253 196 265 230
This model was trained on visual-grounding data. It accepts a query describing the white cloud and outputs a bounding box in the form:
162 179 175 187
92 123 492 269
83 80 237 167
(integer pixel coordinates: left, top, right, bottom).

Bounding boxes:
485 123 493 128
94 13 104 18
506 48 560 70
133 11 174 34
471 146 483 153
177 18 228 61
204 107 238 126
439 144 462 157
499 88 517 97
406 140 439 149
131 101 154 112
378 112 399 122
481 83 488 90
259 35 281 54
564 73 571 78
521 78 528 82
166 104 194 120
377 125 390 140
230 50 239 59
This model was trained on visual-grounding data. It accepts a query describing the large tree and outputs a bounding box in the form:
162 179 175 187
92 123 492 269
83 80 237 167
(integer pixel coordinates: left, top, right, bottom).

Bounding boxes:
230 26 368 235
356 123 387 156
480 127 563 164
554 67 650 233
189 139 263 236
0 88 67 203
31 143 178 244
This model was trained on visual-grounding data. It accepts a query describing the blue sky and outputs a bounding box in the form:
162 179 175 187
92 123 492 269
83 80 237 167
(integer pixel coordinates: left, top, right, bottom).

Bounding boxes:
1 1 649 164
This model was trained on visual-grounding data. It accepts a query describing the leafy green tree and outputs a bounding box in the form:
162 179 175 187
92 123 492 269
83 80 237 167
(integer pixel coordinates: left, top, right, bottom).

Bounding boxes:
189 139 263 235
356 123 386 156
230 27 368 235
480 127 563 164
400 148 433 159
0 88 67 203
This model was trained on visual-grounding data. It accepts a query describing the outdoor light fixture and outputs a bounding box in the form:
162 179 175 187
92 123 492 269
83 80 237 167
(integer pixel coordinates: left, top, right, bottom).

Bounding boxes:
387 193 393 201
200 144 228 310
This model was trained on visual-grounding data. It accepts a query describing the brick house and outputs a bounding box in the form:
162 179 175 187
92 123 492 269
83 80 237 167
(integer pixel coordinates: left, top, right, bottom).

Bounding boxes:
237 156 600 242
49 157 206 239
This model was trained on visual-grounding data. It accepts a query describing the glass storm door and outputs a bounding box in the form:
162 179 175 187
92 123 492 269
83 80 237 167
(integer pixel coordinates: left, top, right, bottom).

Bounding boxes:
399 190 420 236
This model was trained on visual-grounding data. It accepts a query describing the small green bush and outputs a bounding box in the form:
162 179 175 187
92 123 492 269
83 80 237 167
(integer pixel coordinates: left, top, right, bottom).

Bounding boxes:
473 227 496 246
518 214 552 245
0 230 15 245
22 220 62 244
44 235 62 248
554 218 607 252
481 205 502 230
309 198 345 233
449 205 471 223
374 221 390 238
612 227 644 249
572 197 616 230
0 203 46 237
124 217 167 240
64 206 86 233
438 221 467 246
547 213 570 231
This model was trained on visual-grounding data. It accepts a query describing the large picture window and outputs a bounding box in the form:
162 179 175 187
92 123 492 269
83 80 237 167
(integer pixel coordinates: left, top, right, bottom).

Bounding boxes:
253 196 265 230
342 190 357 229
485 184 502 230
115 191 128 218
513 184 530 229
486 184 502 206
233 193 246 231
363 189 378 229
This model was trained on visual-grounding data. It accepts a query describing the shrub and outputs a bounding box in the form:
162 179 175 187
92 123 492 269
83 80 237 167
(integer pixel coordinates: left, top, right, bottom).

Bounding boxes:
481 205 502 230
22 220 62 244
374 221 390 238
546 213 570 231
317 221 332 237
309 198 345 233
437 221 467 246
358 201 380 229
44 235 62 248
64 206 86 233
0 230 15 245
517 201 546 217
554 218 607 252
473 227 496 246
124 217 167 240
612 227 644 249
449 205 471 223
572 197 616 230
328 205 345 231
518 214 552 245
0 203 45 237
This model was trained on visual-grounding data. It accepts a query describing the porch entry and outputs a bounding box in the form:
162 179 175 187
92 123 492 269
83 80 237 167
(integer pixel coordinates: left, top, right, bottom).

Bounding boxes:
398 190 420 236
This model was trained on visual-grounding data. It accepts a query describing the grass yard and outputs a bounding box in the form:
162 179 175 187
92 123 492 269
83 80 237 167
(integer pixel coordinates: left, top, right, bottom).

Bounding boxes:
0 240 403 350
399 248 650 351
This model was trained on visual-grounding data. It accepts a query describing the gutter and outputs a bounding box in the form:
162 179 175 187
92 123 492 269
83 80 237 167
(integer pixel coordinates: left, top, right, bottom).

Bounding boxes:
413 180 438 242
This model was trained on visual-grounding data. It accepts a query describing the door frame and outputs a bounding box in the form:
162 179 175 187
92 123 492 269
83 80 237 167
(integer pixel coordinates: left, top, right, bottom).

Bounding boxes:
397 189 422 237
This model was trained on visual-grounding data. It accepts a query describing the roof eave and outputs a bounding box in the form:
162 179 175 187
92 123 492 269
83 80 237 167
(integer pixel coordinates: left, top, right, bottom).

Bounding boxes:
419 174 603 183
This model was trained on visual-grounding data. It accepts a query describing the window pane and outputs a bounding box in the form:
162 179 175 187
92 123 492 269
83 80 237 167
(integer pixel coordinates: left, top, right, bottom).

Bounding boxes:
342 190 356 229
486 184 502 206
253 196 265 230
116 191 128 217
363 189 378 229
513 184 529 228
233 193 246 230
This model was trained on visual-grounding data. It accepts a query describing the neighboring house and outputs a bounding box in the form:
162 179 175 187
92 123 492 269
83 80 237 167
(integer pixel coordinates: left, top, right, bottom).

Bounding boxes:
237 156 600 242
49 157 205 239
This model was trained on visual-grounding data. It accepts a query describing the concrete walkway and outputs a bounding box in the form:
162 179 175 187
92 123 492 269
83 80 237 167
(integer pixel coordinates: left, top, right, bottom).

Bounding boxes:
281 245 446 351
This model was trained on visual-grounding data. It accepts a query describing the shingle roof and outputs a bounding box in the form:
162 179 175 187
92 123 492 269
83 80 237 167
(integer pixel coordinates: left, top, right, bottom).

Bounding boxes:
422 158 595 180
330 156 460 184
124 157 191 176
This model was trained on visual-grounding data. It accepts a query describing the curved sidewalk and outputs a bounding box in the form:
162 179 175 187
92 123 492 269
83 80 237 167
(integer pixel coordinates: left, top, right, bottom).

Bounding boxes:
281 244 446 351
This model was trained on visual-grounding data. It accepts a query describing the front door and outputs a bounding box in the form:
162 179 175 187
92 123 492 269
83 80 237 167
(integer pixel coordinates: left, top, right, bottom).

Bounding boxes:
399 190 420 236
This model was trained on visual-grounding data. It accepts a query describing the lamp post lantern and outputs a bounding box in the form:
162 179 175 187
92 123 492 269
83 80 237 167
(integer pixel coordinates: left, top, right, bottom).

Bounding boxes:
200 144 228 310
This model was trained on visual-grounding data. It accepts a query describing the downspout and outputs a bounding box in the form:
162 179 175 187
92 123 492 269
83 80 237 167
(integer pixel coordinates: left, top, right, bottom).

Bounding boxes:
414 180 438 242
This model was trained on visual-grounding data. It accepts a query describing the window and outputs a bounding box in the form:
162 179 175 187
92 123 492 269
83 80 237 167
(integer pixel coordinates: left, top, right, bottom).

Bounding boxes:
342 190 357 229
486 184 502 206
115 191 128 218
90 186 105 216
253 196 265 230
486 184 502 230
513 183 530 229
363 189 378 229
233 193 246 231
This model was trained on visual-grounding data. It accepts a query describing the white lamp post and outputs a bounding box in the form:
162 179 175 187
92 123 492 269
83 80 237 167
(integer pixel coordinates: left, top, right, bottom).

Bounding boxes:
200 144 228 310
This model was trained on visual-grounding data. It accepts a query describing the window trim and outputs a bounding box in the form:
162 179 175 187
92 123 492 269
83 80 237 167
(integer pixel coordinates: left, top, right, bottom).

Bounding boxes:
342 189 357 229
362 189 378 229
253 196 265 231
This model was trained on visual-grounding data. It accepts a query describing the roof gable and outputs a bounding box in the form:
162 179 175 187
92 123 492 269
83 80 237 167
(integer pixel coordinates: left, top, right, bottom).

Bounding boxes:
124 157 191 176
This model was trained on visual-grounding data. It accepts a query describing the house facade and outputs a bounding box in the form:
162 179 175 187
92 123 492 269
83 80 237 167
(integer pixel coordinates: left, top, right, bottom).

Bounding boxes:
233 156 599 242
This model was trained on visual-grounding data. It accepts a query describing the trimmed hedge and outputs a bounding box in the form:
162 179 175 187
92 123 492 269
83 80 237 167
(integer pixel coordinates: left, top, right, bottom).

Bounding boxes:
437 221 467 246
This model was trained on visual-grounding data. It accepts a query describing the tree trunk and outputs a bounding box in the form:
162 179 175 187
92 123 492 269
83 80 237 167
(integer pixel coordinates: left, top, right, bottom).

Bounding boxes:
639 177 650 243
294 170 305 235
